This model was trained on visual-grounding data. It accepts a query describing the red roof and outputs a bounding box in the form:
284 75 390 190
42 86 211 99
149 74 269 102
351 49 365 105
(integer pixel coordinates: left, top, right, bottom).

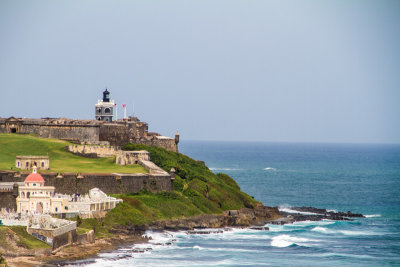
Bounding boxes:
25 173 45 183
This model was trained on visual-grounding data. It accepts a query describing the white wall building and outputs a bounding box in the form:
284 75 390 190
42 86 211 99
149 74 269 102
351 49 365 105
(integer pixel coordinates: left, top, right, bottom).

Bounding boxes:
16 167 122 216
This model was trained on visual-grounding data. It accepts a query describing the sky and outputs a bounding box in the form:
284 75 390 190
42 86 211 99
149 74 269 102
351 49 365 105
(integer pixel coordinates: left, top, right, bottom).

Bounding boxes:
1 0 399 143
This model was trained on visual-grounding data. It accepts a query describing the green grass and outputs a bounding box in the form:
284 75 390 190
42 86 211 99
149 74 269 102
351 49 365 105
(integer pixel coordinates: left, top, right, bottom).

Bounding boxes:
98 143 259 229
77 218 111 238
0 134 147 173
0 226 50 249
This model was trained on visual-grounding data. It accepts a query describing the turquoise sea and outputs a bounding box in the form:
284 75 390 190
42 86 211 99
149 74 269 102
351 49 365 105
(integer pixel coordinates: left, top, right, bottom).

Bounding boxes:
75 141 400 266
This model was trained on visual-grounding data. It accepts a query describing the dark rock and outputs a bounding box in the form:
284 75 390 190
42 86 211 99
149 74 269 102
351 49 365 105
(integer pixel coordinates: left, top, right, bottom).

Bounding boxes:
249 226 269 231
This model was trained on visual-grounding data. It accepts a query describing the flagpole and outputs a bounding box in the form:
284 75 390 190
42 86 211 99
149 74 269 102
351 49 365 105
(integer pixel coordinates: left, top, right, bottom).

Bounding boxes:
115 103 118 121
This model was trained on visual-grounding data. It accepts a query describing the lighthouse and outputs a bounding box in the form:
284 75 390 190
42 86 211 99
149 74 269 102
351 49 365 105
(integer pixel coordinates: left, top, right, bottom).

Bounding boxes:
95 89 115 122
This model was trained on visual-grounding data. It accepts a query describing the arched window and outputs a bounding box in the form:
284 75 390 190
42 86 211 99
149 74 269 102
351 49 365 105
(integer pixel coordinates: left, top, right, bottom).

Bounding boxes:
41 162 44 168
26 162 29 167
98 108 102 113
105 108 111 114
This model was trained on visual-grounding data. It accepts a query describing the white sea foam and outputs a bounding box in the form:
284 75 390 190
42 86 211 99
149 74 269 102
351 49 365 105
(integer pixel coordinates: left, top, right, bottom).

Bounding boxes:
311 227 382 236
270 234 317 248
263 167 276 171
311 226 335 234
365 214 381 218
278 205 319 215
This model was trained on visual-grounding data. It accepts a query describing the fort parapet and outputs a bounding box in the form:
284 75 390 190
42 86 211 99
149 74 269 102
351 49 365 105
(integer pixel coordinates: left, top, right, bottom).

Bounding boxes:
0 170 173 211
0 116 179 152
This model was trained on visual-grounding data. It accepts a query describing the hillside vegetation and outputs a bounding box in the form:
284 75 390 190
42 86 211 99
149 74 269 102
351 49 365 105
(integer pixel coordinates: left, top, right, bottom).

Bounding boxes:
0 226 50 251
99 143 259 230
0 134 146 173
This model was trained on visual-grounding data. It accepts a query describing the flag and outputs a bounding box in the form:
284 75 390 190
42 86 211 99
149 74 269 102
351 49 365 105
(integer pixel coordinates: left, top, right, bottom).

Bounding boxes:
122 104 126 108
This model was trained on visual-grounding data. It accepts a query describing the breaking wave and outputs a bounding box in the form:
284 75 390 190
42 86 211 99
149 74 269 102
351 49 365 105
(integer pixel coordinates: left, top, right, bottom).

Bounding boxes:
365 214 381 218
263 167 276 171
311 227 382 236
270 234 317 248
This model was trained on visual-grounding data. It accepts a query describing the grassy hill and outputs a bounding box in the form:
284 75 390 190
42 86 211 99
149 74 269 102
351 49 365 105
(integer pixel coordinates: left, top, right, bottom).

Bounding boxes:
100 143 259 230
0 134 260 236
0 134 146 173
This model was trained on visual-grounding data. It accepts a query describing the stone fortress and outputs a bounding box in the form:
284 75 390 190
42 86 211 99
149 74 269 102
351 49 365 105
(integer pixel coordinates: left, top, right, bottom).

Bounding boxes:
0 89 180 152
0 89 177 212
0 89 181 249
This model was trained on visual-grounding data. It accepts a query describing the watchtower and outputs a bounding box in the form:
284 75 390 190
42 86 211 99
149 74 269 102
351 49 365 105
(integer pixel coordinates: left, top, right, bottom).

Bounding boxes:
95 89 115 122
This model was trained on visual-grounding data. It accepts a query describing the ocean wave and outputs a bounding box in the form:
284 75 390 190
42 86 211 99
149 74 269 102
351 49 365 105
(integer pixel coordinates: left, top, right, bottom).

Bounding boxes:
311 226 335 234
278 205 320 215
267 220 335 233
311 227 382 236
270 234 317 248
263 167 276 171
279 207 319 215
365 214 381 218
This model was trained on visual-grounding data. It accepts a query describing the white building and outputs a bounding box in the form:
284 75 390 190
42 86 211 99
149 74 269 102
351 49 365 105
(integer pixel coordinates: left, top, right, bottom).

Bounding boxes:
69 188 123 217
16 167 122 216
16 167 69 214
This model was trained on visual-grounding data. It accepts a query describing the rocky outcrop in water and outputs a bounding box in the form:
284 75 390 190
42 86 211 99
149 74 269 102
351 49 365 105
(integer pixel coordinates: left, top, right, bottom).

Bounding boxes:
147 204 281 231
276 206 365 225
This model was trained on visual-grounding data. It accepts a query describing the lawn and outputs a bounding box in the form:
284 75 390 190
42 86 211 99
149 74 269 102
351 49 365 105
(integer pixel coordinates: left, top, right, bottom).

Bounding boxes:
0 226 50 249
0 134 147 174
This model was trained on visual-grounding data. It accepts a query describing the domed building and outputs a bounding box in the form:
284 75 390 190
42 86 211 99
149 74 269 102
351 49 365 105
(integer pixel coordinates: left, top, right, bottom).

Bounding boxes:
16 167 69 214
16 167 123 217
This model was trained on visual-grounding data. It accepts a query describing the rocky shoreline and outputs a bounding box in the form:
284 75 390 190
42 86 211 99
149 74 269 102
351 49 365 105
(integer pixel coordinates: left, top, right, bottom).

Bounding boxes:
4 205 365 267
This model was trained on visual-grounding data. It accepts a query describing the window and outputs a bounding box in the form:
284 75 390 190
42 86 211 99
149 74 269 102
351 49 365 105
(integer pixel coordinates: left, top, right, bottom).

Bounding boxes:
41 162 44 168
55 207 58 212
17 162 20 167
105 108 111 114
65 206 68 210
33 184 36 187
26 162 29 167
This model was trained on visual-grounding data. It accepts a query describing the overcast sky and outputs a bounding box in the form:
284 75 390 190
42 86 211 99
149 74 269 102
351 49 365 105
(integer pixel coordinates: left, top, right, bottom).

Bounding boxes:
1 0 399 143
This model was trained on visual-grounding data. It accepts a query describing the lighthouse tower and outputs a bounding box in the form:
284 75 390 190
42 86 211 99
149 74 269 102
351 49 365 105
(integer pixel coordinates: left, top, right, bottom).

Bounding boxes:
95 89 115 122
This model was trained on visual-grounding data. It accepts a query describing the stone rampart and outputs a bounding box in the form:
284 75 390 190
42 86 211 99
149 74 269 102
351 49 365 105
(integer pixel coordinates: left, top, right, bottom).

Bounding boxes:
132 137 178 152
116 151 150 165
66 145 119 158
21 123 100 143
0 192 17 211
1 117 178 152
0 171 173 200
139 160 169 175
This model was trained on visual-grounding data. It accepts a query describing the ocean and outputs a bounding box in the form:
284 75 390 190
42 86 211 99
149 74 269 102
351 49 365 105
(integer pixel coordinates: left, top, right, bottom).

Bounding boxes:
73 141 400 266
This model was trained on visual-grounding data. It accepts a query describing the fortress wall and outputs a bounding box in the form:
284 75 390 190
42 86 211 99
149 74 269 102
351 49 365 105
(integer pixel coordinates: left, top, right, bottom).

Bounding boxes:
133 138 178 153
1 118 179 152
66 145 118 157
99 124 131 146
0 171 172 197
0 192 17 211
134 122 148 137
21 124 100 143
